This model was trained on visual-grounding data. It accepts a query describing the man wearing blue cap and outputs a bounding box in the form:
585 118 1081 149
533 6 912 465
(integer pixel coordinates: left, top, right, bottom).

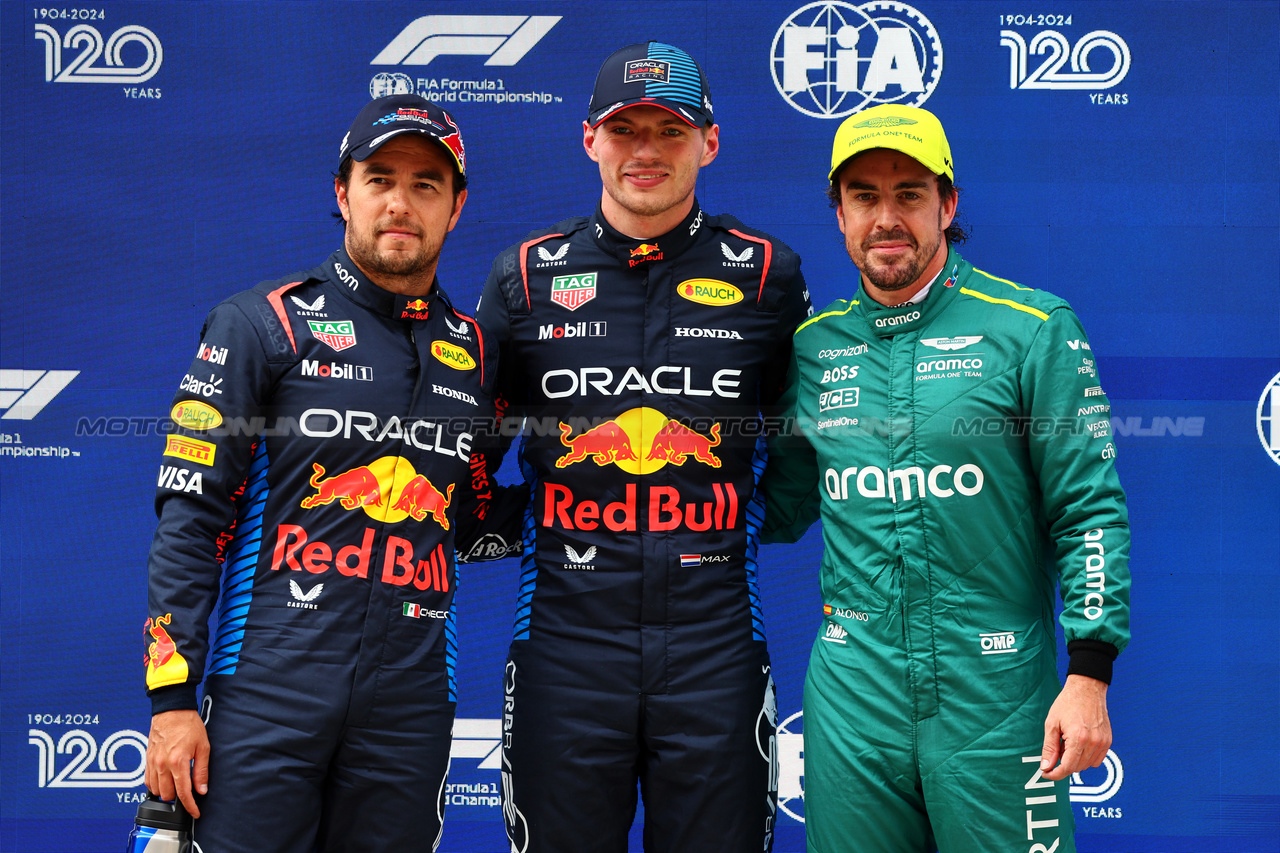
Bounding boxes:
142 94 521 851
476 42 812 852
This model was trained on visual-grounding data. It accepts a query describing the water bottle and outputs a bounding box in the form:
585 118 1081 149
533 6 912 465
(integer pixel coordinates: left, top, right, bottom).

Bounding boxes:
126 794 194 853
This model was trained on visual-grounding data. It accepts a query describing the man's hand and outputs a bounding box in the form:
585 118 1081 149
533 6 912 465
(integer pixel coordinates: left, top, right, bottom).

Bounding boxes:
145 709 210 818
1040 674 1111 781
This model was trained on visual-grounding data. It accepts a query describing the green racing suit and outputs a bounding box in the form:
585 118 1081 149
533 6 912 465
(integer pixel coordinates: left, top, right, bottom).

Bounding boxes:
761 246 1131 853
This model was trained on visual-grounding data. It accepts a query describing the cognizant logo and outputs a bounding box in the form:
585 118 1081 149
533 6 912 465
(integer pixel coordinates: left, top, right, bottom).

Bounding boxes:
824 463 984 502
770 2 943 119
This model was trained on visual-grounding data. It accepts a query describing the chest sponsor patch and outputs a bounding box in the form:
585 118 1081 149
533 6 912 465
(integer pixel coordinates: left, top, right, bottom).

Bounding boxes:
920 335 982 351
677 278 742 307
431 340 476 370
308 320 357 352
550 272 598 310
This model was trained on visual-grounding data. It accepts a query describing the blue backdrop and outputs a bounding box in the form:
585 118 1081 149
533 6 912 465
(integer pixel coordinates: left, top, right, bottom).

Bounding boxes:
2 1 1278 850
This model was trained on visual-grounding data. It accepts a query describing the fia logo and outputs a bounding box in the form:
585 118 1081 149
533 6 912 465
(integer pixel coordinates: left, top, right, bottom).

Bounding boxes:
0 369 78 420
372 15 561 66
770 2 942 119
29 728 148 788
1258 371 1280 467
34 23 162 84
1001 29 1130 91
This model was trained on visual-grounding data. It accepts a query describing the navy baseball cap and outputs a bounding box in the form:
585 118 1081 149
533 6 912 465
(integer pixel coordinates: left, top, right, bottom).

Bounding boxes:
587 41 714 128
338 94 466 180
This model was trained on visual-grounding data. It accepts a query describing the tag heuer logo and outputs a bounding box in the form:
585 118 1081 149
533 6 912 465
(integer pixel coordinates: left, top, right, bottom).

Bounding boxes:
308 320 357 352
550 273 598 311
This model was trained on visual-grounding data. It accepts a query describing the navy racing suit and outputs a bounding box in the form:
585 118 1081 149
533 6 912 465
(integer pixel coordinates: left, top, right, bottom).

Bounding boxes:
144 247 522 852
477 201 812 853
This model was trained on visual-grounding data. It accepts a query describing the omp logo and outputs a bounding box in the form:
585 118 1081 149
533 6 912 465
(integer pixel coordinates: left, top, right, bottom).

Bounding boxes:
33 23 162 84
28 728 148 788
770 2 943 119
1001 29 1130 91
372 15 561 66
772 713 1122 825
979 631 1017 654
0 370 78 420
1258 370 1280 467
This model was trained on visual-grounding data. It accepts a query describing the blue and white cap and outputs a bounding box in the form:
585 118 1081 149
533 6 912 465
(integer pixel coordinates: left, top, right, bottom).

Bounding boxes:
587 41 714 128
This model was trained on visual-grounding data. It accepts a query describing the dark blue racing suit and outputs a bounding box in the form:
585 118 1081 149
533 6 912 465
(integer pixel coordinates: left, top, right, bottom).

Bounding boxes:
476 202 811 853
144 248 521 852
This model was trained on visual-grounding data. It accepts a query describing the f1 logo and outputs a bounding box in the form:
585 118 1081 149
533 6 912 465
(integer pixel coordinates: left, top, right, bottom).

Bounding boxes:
0 370 78 420
371 15 561 66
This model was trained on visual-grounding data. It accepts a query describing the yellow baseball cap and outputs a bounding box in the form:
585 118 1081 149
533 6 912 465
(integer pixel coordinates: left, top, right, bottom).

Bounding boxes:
829 104 953 182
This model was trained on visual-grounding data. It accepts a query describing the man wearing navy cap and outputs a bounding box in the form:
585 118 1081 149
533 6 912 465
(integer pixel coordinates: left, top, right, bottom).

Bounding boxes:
142 94 521 851
477 42 812 852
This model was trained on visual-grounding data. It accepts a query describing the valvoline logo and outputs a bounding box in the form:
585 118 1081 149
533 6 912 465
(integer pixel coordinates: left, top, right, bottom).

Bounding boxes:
432 340 475 370
678 278 743 306
556 407 722 473
300 456 454 528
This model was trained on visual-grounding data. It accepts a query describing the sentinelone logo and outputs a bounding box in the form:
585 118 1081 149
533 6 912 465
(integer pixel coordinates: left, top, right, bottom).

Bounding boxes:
771 1 942 118
0 370 78 419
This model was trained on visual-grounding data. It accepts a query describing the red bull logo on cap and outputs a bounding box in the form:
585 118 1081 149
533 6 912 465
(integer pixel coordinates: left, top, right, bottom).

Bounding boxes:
555 407 722 473
299 456 454 528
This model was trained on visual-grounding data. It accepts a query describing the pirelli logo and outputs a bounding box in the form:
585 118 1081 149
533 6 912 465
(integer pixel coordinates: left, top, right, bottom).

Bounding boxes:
164 435 216 467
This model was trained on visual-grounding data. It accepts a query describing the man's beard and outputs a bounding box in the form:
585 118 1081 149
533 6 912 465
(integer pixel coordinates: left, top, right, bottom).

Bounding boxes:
848 227 941 292
347 219 440 281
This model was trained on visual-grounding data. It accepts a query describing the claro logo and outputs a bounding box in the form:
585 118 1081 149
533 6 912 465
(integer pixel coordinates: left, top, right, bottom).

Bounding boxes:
824 463 984 502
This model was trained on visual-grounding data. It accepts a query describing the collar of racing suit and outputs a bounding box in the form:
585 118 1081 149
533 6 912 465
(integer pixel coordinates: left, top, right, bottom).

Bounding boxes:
588 199 706 267
855 245 965 338
323 246 448 321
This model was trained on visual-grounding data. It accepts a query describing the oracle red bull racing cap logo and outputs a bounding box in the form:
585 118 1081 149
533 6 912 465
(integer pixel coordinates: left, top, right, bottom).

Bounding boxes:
556 407 721 473
300 455 454 528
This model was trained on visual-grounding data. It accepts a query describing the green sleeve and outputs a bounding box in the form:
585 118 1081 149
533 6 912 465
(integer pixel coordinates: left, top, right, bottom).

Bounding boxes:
1021 306 1131 681
760 343 822 544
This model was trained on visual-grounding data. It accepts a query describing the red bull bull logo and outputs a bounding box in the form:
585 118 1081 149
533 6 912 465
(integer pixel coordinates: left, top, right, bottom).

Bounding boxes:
144 613 190 690
401 298 431 320
628 243 664 268
393 476 454 529
555 408 721 472
301 462 383 510
299 456 454 528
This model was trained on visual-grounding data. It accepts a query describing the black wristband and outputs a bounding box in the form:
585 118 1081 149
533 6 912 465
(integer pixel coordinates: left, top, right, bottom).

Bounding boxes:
1066 639 1119 685
149 683 199 716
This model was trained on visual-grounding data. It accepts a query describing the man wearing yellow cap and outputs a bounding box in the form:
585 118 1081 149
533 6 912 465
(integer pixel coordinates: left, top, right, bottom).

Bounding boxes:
761 104 1131 852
